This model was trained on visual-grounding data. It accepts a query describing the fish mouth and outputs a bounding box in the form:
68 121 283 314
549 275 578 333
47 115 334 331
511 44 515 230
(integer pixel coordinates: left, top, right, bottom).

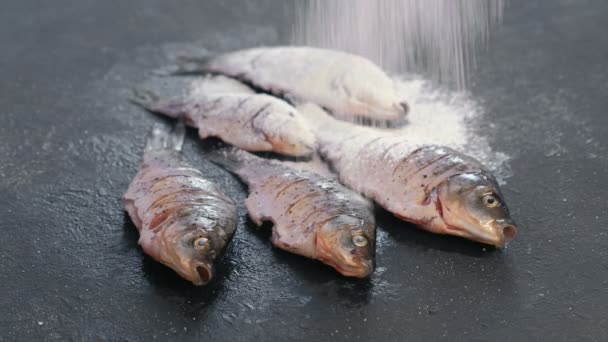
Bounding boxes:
446 222 518 248
337 259 374 278
432 192 518 248
318 255 374 278
501 224 517 246
371 103 408 122
316 235 374 278
191 263 213 286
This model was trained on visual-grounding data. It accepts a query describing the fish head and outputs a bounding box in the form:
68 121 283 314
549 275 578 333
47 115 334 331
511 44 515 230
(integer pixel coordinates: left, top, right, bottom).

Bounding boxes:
435 172 517 247
270 114 316 157
351 94 409 122
316 215 375 278
338 63 408 121
159 216 224 285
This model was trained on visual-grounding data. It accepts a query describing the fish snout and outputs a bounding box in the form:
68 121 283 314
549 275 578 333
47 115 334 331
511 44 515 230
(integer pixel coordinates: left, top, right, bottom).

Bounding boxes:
335 258 373 278
357 259 374 278
342 253 374 278
456 220 518 248
489 223 518 248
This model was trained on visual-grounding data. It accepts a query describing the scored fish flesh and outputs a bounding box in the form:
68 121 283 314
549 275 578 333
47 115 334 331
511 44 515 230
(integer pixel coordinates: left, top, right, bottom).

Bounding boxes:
131 88 315 157
300 103 517 248
208 147 376 278
164 46 409 123
123 121 238 285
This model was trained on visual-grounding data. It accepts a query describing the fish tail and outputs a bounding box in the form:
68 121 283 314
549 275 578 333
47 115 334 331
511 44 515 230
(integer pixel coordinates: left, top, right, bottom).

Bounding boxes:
154 55 215 76
206 145 267 176
130 88 160 108
130 88 187 119
145 120 186 152
206 146 247 172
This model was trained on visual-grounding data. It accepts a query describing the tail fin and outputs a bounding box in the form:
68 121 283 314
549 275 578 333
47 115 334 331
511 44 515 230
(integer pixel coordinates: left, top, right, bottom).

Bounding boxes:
208 146 289 186
206 145 271 175
130 88 186 119
206 146 248 172
130 88 160 110
145 120 186 152
154 55 214 76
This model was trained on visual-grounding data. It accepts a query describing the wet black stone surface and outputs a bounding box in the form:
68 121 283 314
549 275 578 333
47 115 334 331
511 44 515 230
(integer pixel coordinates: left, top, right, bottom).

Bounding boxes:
1 0 607 341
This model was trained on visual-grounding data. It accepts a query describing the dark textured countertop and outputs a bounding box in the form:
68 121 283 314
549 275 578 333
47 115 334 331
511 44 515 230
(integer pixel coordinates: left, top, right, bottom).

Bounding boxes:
1 1 606 341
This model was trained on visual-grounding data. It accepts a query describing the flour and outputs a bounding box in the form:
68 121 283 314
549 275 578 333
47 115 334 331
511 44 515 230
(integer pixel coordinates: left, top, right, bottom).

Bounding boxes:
293 0 504 90
391 76 512 182
189 75 254 97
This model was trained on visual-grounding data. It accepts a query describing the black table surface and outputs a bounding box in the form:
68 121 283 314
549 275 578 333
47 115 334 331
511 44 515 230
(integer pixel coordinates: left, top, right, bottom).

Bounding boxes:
1 0 607 341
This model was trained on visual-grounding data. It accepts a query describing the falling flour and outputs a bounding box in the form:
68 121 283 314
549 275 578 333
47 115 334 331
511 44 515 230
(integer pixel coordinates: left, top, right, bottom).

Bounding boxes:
292 0 505 90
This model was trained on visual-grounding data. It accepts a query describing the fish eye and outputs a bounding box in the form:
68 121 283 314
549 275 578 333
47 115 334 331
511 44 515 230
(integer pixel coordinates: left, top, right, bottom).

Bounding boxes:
194 237 209 250
352 234 368 247
482 194 500 208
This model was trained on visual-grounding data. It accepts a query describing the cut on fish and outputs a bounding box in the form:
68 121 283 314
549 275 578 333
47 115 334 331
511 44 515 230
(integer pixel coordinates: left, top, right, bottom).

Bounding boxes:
123 121 238 285
163 46 409 123
207 146 376 278
299 103 517 248
131 88 315 157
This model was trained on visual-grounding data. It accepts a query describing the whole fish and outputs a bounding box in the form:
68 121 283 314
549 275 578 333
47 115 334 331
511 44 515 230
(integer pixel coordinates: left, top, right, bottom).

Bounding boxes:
165 46 409 123
208 147 376 278
131 88 315 157
123 122 238 285
300 103 517 247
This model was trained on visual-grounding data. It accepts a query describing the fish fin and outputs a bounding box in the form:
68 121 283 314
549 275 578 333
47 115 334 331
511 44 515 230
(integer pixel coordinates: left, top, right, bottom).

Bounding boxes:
245 197 264 226
154 55 215 76
205 146 250 173
145 120 186 152
130 88 187 119
130 88 160 109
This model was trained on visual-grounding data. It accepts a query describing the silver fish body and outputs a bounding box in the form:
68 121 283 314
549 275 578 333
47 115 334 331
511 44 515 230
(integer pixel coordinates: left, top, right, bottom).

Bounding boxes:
132 89 315 157
209 147 376 278
301 103 517 247
123 123 238 285
169 46 408 122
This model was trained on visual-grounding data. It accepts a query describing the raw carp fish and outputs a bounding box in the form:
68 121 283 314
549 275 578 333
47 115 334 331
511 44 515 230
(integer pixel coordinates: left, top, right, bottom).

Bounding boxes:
123 122 238 285
131 82 315 157
166 46 409 123
208 147 376 278
300 103 517 247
